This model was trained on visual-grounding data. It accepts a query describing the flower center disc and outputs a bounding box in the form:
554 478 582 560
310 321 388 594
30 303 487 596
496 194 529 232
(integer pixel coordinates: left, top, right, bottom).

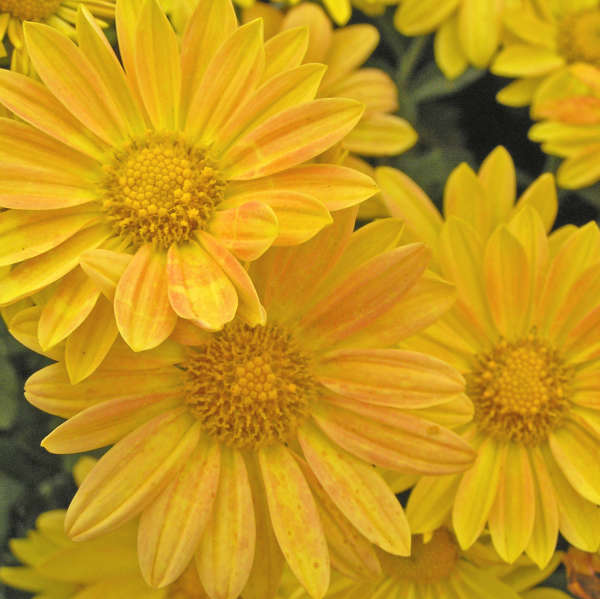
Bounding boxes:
184 323 316 450
467 334 572 445
101 134 225 249
0 0 62 19
558 10 600 66
380 529 460 583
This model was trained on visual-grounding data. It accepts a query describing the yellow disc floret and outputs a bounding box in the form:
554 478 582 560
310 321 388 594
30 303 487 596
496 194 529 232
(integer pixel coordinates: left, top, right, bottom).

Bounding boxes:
467 333 573 445
184 322 317 450
380 529 460 583
0 0 62 20
101 134 225 249
558 10 600 67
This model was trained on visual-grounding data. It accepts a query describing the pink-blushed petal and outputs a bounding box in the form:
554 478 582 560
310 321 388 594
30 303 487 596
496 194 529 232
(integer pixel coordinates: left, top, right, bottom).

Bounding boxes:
317 348 464 408
185 20 265 144
488 443 535 563
65 295 119 384
80 249 132 301
300 243 430 350
261 27 308 82
38 268 100 350
196 232 266 327
0 224 111 307
23 22 127 145
139 438 221 588
406 474 461 533
259 443 330 599
134 0 180 131
314 399 474 474
179 0 237 124
453 438 505 549
208 201 278 261
41 390 183 454
25 362 183 418
221 98 364 180
298 421 410 556
0 207 98 267
166 240 238 331
226 164 378 213
65 410 201 541
115 245 177 352
196 448 256 599
0 69 107 159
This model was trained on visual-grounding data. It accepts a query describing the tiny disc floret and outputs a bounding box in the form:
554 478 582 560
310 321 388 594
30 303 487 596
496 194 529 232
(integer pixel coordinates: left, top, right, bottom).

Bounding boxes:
101 134 225 250
467 332 573 445
183 322 318 450
558 9 600 67
0 0 62 19
380 529 460 583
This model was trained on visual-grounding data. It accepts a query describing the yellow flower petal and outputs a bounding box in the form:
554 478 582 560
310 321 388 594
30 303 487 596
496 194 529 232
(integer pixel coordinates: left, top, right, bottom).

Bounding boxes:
497 77 544 107
405 474 460 533
80 249 132 301
394 0 459 35
434 15 468 79
514 172 558 233
478 146 516 228
458 0 500 67
282 3 332 63
492 45 565 78
261 27 309 82
558 144 600 189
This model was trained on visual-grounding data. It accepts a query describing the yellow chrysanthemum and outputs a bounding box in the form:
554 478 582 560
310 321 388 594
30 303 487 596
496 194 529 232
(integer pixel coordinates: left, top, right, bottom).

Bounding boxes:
528 63 600 189
242 3 417 159
394 0 524 79
493 0 600 107
276 529 570 599
0 0 377 357
0 0 114 73
377 146 600 568
25 209 475 599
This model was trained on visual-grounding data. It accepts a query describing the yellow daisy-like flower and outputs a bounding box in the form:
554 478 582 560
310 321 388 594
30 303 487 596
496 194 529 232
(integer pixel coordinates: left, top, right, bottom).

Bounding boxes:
0 0 114 73
0 0 376 354
377 146 600 568
276 529 570 599
25 210 475 599
528 63 600 189
394 0 524 79
243 2 417 159
493 0 600 107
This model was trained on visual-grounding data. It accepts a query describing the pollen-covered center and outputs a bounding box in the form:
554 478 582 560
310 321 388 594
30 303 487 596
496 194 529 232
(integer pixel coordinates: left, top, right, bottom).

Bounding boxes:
467 333 573 445
0 0 62 19
558 9 600 66
183 322 317 450
101 134 225 250
380 529 460 583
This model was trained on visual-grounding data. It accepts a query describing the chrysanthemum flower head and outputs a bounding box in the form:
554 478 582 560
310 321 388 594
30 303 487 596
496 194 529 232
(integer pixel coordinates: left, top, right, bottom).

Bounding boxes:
378 146 600 568
0 0 114 73
493 0 600 107
0 0 378 355
242 2 417 159
394 0 525 79
26 209 475 599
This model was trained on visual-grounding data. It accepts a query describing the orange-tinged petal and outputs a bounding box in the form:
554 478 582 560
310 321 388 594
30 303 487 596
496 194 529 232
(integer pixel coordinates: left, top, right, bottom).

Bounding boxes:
478 146 516 227
221 98 364 180
115 245 177 352
139 438 220 587
453 437 505 549
299 422 410 556
25 362 183 418
488 443 535 563
7 305 63 360
259 443 330 599
80 249 132 301
197 448 256 599
327 68 398 114
317 348 464 408
166 241 237 331
65 295 119 383
261 27 308 82
65 410 200 541
226 164 377 212
41 391 182 454
185 20 265 144
0 224 110 306
97 337 186 370
405 393 474 429
406 474 461 533
314 400 474 474
514 172 557 233
24 22 127 145
38 268 100 350
282 3 332 63
134 0 180 130
209 201 278 261
197 232 265 327
0 207 98 267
